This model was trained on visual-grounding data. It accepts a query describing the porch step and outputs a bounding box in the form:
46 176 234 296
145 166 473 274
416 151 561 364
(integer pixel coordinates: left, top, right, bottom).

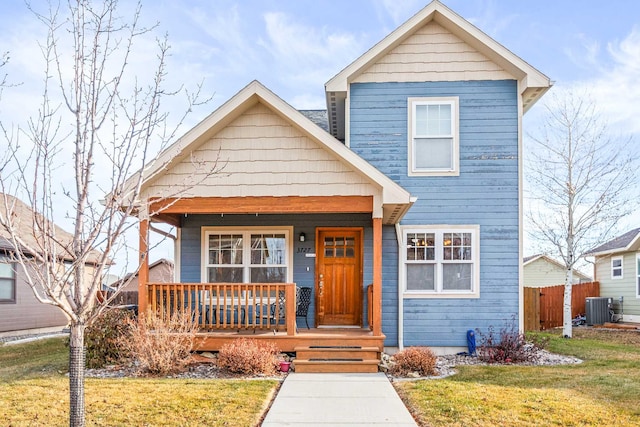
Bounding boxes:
293 346 381 373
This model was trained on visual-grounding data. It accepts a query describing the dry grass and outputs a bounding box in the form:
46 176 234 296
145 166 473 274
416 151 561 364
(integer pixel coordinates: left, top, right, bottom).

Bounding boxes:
396 328 640 427
0 377 276 426
0 337 278 426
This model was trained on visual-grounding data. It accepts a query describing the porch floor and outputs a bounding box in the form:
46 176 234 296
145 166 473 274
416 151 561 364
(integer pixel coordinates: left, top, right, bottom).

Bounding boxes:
194 327 384 353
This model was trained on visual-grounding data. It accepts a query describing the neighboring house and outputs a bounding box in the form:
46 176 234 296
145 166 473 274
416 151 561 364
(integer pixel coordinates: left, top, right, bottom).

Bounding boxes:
115 258 174 292
0 195 68 335
587 228 640 324
117 0 551 367
523 254 591 288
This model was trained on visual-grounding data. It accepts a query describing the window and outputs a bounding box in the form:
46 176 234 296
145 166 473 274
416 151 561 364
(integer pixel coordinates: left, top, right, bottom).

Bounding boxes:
402 226 479 297
202 227 292 283
0 255 16 303
611 256 623 279
408 97 459 176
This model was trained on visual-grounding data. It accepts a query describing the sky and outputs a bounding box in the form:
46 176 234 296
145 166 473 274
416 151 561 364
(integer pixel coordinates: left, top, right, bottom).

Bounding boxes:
0 0 639 273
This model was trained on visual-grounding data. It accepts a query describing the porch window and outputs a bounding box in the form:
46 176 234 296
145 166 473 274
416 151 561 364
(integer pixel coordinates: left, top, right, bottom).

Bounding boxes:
611 256 623 279
202 228 292 283
408 97 459 176
402 226 479 298
0 255 16 303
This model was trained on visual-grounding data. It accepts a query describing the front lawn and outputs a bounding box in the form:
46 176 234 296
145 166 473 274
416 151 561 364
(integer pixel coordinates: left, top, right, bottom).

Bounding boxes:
0 337 278 426
395 328 640 427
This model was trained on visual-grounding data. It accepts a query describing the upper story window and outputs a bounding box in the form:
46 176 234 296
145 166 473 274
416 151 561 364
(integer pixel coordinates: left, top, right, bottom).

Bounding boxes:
0 255 16 304
202 227 292 284
408 97 459 176
611 256 623 279
402 225 479 298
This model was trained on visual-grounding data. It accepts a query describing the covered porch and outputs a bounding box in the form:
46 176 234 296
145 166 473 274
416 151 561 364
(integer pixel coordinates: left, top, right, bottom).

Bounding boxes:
137 196 390 353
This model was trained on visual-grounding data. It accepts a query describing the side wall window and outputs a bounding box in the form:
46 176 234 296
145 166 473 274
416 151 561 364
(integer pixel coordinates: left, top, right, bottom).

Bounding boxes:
402 226 479 298
611 256 623 279
0 255 16 303
408 97 459 176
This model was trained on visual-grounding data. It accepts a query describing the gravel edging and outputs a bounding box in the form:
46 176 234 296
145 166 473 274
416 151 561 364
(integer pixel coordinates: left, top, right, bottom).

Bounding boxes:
385 348 583 381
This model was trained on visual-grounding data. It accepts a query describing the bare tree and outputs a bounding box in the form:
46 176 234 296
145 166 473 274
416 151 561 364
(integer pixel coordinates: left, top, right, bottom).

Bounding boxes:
525 89 638 338
0 1 216 426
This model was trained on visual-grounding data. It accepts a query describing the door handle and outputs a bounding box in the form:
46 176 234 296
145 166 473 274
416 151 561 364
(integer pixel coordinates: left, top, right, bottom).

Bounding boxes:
319 274 324 296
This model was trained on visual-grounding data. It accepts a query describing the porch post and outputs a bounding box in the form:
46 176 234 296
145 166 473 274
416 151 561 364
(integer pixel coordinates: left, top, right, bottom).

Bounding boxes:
372 217 383 336
138 218 149 314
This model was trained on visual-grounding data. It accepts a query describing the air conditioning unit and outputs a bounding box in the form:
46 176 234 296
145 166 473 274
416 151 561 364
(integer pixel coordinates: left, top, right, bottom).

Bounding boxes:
585 297 610 325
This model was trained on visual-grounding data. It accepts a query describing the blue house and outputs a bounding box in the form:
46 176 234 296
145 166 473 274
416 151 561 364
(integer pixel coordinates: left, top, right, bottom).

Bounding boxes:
122 1 550 372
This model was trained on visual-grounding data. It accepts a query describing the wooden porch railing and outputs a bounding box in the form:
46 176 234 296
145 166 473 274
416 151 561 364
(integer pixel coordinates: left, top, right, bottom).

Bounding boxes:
146 283 297 335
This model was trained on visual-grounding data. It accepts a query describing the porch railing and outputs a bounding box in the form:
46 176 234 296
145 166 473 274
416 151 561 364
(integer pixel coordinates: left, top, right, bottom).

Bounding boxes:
146 282 297 335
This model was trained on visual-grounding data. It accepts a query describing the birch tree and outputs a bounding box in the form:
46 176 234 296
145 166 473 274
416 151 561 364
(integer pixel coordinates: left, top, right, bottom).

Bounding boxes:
526 89 638 338
0 1 214 426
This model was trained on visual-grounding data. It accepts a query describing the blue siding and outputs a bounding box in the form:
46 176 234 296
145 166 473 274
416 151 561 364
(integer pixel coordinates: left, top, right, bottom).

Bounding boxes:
179 213 374 328
350 80 520 347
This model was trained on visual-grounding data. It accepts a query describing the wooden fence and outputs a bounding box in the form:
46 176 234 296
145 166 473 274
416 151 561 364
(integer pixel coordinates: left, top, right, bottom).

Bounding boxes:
524 281 600 331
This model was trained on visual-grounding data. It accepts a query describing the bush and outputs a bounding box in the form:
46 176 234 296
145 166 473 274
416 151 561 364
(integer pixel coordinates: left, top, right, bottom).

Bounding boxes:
389 347 437 377
119 311 198 376
217 338 280 376
84 308 134 368
476 316 536 364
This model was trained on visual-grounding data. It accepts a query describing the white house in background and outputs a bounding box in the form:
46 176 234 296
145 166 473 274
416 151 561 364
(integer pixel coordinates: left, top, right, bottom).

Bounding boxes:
523 254 591 288
587 228 640 323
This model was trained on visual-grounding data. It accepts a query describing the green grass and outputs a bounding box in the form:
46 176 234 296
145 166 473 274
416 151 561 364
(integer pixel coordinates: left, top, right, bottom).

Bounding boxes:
0 337 278 426
396 329 640 426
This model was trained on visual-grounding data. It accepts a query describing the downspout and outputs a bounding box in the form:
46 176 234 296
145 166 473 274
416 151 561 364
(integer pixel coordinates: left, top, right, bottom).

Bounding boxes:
395 223 404 350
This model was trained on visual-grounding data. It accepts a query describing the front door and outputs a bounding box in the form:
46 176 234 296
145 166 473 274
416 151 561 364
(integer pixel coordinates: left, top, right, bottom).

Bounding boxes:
316 228 363 326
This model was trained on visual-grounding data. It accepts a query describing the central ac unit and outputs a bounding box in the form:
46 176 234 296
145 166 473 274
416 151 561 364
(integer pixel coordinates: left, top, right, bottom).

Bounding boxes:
585 297 610 325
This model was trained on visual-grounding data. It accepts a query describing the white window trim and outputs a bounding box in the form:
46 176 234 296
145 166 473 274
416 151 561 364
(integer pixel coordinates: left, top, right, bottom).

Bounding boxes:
407 96 460 177
200 226 294 283
611 256 623 280
401 225 479 299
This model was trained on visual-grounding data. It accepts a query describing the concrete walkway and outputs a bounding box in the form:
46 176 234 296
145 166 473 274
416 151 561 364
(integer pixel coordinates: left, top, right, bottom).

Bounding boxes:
262 373 417 426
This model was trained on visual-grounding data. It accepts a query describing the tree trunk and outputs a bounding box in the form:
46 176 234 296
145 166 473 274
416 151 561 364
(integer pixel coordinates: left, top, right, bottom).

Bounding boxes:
562 268 574 338
68 321 86 427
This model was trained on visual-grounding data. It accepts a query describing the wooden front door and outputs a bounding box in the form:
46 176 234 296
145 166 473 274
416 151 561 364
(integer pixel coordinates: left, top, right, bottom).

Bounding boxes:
316 228 363 326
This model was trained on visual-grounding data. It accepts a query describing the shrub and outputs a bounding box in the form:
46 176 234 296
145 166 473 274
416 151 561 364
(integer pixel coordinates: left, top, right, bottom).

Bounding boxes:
217 338 280 376
476 316 536 364
119 310 198 376
389 347 437 377
84 308 134 368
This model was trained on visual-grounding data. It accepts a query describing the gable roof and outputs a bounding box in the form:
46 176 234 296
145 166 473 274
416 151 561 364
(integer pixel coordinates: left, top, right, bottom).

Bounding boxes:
325 0 551 139
523 254 591 280
0 193 103 264
122 80 414 223
586 228 640 257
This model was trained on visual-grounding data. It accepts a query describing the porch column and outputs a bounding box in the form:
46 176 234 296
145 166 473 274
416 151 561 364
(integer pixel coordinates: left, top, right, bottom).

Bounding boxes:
372 217 383 336
138 218 149 314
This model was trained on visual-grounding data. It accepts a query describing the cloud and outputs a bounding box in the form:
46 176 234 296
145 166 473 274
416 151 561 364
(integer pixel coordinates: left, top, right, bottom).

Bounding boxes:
377 0 423 27
570 28 640 134
259 11 364 89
